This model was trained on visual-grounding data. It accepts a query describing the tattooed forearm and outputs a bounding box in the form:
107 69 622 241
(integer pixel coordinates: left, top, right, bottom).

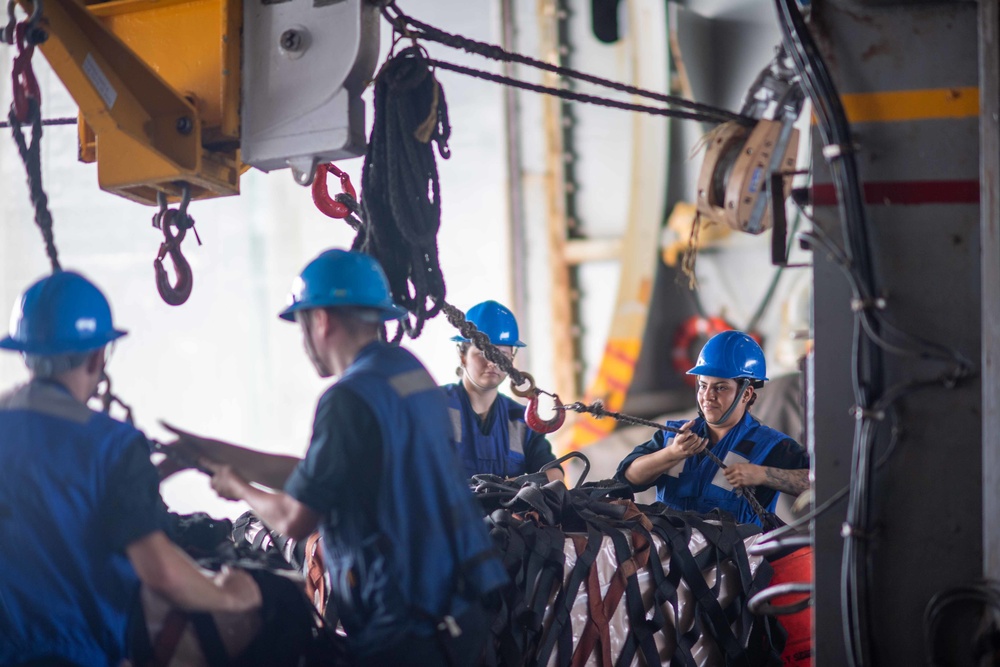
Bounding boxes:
763 467 810 495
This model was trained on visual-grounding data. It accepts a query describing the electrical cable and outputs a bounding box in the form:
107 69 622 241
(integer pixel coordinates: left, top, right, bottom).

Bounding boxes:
774 2 882 664
776 2 975 662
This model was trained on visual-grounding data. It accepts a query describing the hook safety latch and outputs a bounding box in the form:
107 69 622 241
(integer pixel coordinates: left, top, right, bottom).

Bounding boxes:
153 209 194 306
312 163 357 219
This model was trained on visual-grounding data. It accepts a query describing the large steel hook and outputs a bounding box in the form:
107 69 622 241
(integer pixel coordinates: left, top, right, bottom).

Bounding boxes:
525 390 566 434
152 188 198 306
508 370 567 434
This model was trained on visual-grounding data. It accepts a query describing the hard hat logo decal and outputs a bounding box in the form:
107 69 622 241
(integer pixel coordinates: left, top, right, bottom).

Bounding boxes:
9 302 23 336
287 277 307 307
75 318 97 334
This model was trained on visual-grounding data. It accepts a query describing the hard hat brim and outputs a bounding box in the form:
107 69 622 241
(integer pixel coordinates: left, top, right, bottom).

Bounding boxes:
0 329 127 355
686 363 768 382
449 334 526 347
278 302 408 323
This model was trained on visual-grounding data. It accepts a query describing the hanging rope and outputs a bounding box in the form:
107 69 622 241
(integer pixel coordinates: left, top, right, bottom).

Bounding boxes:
7 21 60 272
381 2 752 126
358 44 450 342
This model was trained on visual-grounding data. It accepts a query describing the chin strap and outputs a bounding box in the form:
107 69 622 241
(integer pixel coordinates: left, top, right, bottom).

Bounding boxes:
705 378 751 427
463 365 493 391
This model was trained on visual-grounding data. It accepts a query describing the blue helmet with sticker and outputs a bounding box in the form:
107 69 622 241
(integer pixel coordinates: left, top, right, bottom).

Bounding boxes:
450 300 526 347
687 330 768 382
279 249 407 322
0 271 128 355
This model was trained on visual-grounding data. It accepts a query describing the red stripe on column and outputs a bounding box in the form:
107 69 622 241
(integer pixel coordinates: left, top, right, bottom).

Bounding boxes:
812 180 980 206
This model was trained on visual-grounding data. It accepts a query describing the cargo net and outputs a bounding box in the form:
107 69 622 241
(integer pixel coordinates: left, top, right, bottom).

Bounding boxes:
473 467 787 667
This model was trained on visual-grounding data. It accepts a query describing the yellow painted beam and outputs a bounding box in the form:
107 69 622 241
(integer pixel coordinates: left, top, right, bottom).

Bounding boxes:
837 87 979 123
28 0 241 205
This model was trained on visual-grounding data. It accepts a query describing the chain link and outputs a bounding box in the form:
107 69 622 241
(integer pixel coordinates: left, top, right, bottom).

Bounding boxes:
8 101 60 272
440 301 530 389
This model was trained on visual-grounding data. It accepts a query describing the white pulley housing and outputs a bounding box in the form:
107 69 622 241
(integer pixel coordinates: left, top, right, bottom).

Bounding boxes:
241 0 380 184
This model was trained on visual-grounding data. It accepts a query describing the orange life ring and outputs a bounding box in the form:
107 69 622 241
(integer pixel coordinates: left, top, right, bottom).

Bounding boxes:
672 315 733 386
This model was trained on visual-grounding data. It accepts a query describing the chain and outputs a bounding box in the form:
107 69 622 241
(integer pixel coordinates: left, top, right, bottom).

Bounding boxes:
440 301 531 389
7 19 59 272
326 177 540 394
560 400 772 524
95 371 135 426
9 101 60 272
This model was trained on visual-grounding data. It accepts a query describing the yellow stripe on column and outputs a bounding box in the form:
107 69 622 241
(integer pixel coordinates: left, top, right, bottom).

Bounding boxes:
835 87 979 123
565 338 641 452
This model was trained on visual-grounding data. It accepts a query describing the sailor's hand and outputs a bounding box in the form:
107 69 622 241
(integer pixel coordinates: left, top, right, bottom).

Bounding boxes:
201 459 247 501
152 438 205 481
160 422 224 455
723 462 765 488
666 420 708 459
215 565 263 612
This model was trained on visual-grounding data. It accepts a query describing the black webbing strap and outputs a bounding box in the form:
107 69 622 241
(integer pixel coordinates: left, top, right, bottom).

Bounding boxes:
647 511 751 666
494 514 563 660
617 520 698 667
250 524 269 551
486 511 530 667
687 513 765 649
579 509 660 667
189 612 230 666
534 521 604 667
232 512 251 546
524 521 566 638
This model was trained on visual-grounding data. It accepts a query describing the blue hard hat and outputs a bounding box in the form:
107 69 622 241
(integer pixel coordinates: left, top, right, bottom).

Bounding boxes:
450 300 526 347
686 330 768 382
279 249 407 322
0 271 128 355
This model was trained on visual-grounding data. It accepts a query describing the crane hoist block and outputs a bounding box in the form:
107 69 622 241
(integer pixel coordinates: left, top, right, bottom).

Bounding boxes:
22 0 376 206
26 0 241 205
240 0 379 185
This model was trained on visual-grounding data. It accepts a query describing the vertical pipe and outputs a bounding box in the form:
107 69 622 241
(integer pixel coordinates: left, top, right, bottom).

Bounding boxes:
499 0 529 335
979 0 1000 579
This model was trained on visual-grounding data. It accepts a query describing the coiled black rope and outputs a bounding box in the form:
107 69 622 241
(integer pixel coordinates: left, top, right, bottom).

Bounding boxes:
359 45 450 342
